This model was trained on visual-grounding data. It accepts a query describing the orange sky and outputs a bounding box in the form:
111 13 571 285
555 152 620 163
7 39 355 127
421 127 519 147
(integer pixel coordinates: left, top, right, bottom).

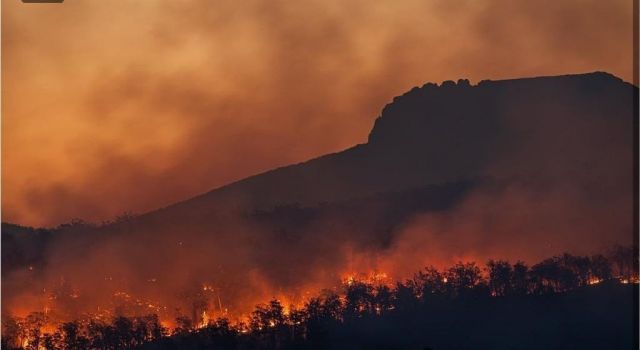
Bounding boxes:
1 0 635 227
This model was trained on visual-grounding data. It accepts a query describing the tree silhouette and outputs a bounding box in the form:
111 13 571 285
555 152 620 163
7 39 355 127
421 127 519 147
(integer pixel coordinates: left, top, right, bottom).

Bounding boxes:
608 245 637 279
41 332 61 350
487 260 512 297
112 316 135 349
373 285 393 315
510 261 529 295
250 299 287 349
589 254 612 281
22 312 47 350
59 321 88 350
414 266 447 298
344 281 374 319
2 249 636 350
445 262 484 297
174 316 193 335
560 254 591 286
392 281 418 312
2 316 21 350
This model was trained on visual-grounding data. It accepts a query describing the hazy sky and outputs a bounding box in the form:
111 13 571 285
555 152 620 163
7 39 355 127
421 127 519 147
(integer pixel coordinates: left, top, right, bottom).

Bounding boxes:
2 0 635 227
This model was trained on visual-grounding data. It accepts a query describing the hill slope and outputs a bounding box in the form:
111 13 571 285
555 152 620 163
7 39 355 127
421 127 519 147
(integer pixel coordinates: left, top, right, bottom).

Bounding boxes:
1 72 636 319
137 72 635 228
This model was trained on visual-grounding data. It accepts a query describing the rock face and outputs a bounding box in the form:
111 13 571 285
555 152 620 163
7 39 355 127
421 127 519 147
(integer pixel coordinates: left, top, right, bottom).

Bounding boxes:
139 72 635 227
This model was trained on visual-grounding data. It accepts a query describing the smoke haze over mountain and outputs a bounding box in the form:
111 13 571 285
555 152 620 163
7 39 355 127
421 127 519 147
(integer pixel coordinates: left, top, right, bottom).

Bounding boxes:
2 0 635 226
2 73 635 325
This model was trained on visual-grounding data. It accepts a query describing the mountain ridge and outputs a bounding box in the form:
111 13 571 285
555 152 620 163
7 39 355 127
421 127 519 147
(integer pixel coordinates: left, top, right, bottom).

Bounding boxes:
136 71 634 228
1 71 635 230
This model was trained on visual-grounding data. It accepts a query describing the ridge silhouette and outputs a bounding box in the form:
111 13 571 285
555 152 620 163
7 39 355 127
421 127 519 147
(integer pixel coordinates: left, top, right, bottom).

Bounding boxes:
131 71 635 230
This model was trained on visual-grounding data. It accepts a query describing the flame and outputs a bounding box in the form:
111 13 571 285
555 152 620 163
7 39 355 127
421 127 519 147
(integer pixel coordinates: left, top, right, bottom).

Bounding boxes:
5 255 637 345
341 271 391 286
198 311 210 329
620 276 640 284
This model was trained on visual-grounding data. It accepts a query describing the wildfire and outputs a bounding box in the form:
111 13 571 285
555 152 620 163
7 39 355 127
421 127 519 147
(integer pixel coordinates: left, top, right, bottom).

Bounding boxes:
345 275 356 286
5 255 638 350
198 311 211 329
342 271 391 286
619 276 639 284
161 320 176 331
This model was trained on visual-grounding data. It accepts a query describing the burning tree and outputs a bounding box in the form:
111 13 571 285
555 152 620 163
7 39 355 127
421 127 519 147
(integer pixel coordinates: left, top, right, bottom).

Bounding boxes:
1 248 637 349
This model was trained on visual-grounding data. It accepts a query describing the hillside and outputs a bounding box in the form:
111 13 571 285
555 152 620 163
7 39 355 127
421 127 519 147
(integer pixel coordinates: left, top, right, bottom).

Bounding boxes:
1 72 636 324
134 72 635 230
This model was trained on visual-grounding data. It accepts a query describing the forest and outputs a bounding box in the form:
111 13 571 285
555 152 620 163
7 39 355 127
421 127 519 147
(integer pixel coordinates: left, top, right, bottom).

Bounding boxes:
2 246 637 350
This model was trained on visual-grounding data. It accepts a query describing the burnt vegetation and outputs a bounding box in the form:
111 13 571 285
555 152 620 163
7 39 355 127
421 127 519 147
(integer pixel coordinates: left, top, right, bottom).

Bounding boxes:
3 247 637 350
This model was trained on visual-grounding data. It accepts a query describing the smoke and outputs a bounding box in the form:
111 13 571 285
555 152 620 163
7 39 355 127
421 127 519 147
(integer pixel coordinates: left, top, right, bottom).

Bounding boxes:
2 0 634 226
1 210 390 323
1 0 635 330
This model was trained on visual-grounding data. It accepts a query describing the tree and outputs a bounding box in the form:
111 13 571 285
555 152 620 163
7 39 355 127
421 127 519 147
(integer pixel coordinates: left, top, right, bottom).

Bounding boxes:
305 292 342 347
393 281 419 312
41 332 61 350
287 306 307 344
22 312 47 350
112 316 135 349
445 262 483 296
60 321 88 350
250 299 286 330
305 298 329 346
560 254 591 286
589 255 612 281
373 285 393 315
511 261 529 295
344 281 374 319
198 317 238 349
87 319 114 350
250 299 287 349
609 245 636 279
414 266 447 298
174 315 193 335
1 316 21 350
486 260 512 297
530 256 578 293
322 292 343 321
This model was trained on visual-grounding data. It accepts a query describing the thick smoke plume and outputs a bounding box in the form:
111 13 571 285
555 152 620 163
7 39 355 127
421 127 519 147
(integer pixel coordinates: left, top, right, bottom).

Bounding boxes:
2 0 635 226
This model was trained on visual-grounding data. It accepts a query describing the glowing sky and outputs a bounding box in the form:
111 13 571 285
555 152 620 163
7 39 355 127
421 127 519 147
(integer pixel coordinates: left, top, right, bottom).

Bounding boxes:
2 0 635 226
